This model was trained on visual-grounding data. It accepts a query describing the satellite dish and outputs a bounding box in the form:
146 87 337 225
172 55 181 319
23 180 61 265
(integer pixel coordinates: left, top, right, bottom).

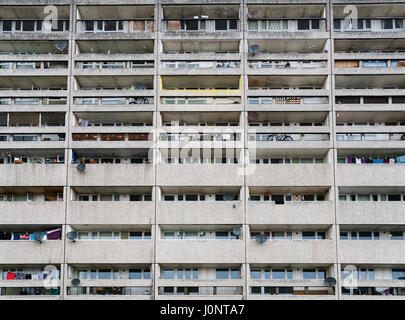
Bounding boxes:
77 162 86 172
248 45 260 57
34 232 44 243
324 277 337 286
223 194 234 201
67 231 78 242
232 227 242 236
55 41 67 51
256 234 268 244
248 112 259 121
71 278 80 286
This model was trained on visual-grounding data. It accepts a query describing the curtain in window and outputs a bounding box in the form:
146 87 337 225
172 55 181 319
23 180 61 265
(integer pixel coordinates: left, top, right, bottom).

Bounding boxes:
167 20 181 31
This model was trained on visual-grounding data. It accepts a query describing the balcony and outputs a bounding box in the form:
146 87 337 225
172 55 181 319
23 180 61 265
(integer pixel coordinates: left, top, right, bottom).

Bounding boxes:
336 164 405 186
246 164 332 187
339 240 405 264
156 240 244 264
0 133 66 149
335 133 405 149
65 240 154 264
157 164 243 186
0 164 66 186
247 240 336 264
70 132 152 149
161 5 240 39
246 4 327 38
157 201 243 225
0 201 65 225
68 201 154 225
75 5 154 40
247 201 334 225
68 164 154 186
249 133 331 150
0 240 64 264
337 202 405 225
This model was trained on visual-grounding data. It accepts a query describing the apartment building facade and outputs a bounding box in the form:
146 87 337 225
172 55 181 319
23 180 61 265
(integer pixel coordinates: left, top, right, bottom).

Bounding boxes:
0 0 405 300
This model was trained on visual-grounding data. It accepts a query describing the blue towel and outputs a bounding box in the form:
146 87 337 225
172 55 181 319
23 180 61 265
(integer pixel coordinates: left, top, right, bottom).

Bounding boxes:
396 156 405 163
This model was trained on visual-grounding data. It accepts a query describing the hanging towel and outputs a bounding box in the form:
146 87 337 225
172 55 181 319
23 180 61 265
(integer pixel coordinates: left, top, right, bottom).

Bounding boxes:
46 228 61 240
6 272 16 280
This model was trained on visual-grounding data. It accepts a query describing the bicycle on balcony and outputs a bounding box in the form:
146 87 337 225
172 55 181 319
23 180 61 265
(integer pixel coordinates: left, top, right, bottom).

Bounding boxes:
266 134 293 141
129 97 150 104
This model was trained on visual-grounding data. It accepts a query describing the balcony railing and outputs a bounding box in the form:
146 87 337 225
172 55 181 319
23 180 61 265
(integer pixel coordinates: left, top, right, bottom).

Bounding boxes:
76 19 154 33
249 133 330 142
163 61 240 69
163 19 239 32
336 133 405 141
247 18 326 32
0 134 65 142
72 133 150 142
67 286 151 296
248 96 329 105
159 286 242 296
0 97 67 106
249 61 327 69
334 18 404 32
0 19 69 33
74 97 154 105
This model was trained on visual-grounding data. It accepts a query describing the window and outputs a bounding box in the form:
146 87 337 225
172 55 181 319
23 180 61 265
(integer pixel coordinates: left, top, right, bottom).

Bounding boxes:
302 231 315 240
129 269 142 279
215 231 229 239
381 19 393 30
215 20 228 31
392 269 405 280
251 287 261 294
388 194 401 201
272 269 285 279
389 232 403 240
98 269 112 280
216 269 229 280
298 20 310 30
163 269 174 279
185 194 198 201
250 270 261 279
3 20 12 32
359 232 372 240
231 269 240 279
303 269 317 280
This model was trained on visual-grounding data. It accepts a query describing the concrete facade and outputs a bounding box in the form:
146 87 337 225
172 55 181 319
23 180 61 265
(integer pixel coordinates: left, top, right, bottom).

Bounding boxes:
0 0 405 299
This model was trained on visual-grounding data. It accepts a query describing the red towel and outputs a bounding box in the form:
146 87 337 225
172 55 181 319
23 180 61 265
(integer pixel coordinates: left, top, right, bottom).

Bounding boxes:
6 272 16 280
